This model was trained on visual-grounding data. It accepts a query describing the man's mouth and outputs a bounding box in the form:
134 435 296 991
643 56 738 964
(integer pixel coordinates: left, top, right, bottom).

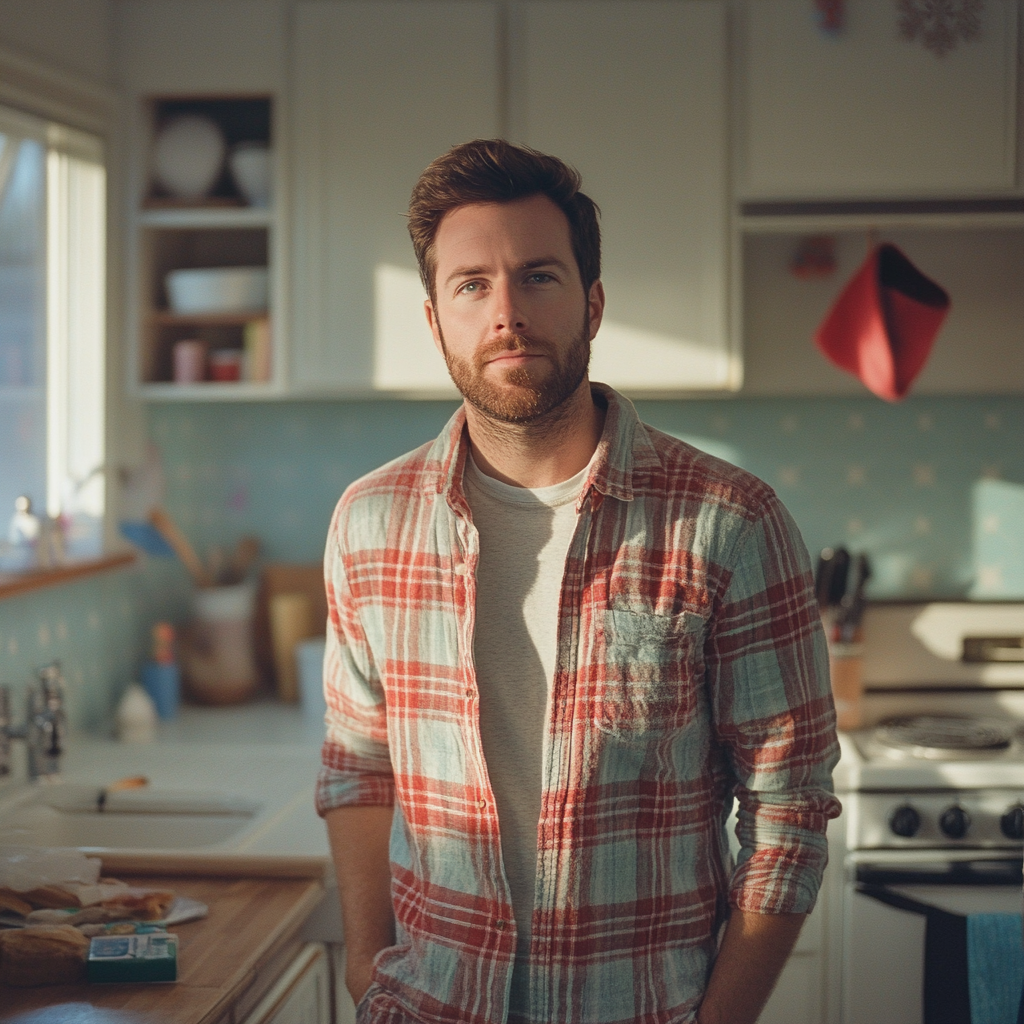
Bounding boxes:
479 335 551 369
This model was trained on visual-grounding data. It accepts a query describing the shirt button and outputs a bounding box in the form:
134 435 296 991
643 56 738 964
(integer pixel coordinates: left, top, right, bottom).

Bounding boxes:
465 688 474 698
478 799 487 810
496 919 506 930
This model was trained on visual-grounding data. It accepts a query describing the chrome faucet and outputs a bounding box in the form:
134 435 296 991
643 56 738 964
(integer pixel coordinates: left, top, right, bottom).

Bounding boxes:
0 661 67 780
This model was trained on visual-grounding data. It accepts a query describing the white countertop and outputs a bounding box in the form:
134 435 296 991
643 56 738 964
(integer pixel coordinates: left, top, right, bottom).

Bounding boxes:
0 699 331 861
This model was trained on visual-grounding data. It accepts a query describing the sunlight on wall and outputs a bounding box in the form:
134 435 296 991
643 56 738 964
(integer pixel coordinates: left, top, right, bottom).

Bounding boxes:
972 478 1024 598
591 320 736 391
372 263 740 393
373 264 454 393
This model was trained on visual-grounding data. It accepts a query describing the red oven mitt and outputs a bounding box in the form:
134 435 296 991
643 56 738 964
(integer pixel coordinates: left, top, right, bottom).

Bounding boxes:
814 243 950 401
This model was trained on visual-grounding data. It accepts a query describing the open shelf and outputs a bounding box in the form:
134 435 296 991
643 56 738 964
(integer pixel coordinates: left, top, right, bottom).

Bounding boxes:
131 94 278 394
148 311 269 327
139 207 272 229
137 381 283 401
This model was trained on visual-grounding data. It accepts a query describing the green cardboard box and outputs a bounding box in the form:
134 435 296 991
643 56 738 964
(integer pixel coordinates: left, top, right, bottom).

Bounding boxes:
88 932 178 983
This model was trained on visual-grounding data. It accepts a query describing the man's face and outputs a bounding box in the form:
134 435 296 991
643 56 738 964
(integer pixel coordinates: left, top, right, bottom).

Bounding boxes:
424 194 604 424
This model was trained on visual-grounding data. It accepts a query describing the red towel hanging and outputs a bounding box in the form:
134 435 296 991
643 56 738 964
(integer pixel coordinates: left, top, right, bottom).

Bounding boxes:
814 243 951 401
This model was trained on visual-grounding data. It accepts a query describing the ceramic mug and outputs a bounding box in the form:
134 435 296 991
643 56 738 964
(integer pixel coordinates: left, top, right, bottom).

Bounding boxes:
173 339 206 383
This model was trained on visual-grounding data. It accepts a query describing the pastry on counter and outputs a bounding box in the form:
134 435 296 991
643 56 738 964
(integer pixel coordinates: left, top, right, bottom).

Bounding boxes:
0 924 90 986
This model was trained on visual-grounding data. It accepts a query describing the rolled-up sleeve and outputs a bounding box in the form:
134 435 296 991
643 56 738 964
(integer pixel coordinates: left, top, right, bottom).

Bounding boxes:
706 492 841 915
315 499 395 817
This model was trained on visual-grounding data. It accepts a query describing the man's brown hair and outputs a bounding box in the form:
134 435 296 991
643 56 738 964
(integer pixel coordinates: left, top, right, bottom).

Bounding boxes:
408 139 601 303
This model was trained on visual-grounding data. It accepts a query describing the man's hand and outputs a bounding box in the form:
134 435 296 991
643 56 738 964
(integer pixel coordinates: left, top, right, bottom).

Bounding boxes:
325 804 396 1005
695 910 806 1024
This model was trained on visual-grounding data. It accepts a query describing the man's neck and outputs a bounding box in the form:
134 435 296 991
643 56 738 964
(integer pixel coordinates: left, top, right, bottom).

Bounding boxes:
464 379 605 489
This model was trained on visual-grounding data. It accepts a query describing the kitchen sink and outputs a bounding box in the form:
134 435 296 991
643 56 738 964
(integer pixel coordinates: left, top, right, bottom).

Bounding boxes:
0 784 261 851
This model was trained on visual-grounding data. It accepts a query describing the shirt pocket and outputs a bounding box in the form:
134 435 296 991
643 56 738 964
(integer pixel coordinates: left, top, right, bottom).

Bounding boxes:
595 608 705 737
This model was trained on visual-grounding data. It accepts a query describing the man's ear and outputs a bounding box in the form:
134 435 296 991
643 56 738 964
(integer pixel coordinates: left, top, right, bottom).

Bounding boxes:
424 299 444 357
587 280 606 341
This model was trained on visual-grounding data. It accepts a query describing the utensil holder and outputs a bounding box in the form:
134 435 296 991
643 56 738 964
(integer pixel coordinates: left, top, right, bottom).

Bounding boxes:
181 583 258 705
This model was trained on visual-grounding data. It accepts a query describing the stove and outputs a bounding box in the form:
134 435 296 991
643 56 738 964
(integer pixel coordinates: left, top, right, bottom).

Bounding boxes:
824 602 1024 1024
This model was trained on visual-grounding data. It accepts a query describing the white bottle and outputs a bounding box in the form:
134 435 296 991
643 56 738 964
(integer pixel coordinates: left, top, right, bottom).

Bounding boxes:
116 684 158 743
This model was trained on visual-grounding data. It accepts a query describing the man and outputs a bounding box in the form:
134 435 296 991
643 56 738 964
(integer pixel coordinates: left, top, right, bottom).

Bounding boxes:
317 139 841 1024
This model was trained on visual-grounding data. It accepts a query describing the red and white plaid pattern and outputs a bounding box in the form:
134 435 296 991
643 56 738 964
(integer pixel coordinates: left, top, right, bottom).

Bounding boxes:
318 385 841 1024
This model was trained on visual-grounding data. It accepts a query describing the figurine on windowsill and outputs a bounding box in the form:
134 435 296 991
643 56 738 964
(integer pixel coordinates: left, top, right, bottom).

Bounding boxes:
2 495 66 572
3 495 41 571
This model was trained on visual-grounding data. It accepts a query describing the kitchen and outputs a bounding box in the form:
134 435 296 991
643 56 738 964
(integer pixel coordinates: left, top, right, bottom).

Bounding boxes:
0 0 1022 1021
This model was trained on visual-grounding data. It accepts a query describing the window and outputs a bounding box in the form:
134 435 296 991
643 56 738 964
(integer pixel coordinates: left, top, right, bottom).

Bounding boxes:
0 104 106 567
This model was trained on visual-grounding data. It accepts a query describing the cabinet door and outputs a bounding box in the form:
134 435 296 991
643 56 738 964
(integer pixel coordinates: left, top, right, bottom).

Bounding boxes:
740 0 1019 200
241 942 331 1024
515 0 735 391
757 952 825 1024
291 1 499 393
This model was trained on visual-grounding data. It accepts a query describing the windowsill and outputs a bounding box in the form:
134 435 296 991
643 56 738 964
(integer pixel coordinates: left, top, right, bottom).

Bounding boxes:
0 551 136 601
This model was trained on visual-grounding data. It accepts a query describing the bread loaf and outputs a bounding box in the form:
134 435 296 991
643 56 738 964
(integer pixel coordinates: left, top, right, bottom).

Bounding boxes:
0 888 34 917
0 924 90 986
18 885 81 909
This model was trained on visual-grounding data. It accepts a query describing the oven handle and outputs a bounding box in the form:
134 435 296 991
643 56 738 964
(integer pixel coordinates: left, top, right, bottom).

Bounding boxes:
856 858 1023 890
855 882 950 916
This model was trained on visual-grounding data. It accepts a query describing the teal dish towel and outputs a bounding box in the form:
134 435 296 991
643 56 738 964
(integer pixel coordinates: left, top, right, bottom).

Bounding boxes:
967 913 1023 1024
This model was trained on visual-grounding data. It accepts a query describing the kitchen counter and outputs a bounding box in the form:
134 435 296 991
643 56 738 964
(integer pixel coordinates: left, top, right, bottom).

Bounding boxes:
1 699 331 865
0 872 324 1024
0 699 343 930
0 702 350 1021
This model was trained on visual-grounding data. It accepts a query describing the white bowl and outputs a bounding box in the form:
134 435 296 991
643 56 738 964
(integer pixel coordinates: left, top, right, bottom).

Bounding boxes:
230 142 271 208
166 267 269 314
152 115 225 200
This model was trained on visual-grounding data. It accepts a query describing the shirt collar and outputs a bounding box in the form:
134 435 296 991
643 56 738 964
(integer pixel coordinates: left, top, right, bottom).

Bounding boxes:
427 382 662 509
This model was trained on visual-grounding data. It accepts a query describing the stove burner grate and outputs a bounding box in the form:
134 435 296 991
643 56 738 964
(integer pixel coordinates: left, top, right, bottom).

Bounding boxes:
874 715 1013 756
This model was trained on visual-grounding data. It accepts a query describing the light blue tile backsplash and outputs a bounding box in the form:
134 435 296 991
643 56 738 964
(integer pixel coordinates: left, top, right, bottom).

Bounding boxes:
2 392 1021 731
0 559 187 732
147 394 1023 602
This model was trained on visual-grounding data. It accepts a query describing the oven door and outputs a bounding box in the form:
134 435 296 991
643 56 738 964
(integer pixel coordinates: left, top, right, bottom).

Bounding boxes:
842 857 1023 1024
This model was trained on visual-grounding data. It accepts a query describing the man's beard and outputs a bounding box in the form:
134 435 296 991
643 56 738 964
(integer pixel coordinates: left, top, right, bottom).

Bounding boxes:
438 310 591 425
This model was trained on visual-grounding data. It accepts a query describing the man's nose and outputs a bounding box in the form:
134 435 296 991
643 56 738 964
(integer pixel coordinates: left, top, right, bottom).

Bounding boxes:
492 280 527 334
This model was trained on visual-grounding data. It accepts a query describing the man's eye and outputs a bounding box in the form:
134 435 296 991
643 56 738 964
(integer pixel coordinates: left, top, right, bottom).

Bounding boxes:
527 273 553 284
458 281 482 294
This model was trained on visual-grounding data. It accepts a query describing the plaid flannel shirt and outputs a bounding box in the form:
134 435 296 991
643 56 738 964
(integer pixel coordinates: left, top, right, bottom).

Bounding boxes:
317 384 841 1024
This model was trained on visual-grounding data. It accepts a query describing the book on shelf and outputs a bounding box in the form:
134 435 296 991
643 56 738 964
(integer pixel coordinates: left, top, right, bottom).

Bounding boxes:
243 318 272 382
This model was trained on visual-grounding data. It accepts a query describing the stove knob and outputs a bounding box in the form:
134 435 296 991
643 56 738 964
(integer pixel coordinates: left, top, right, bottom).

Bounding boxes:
889 805 921 838
939 805 971 840
1000 804 1024 841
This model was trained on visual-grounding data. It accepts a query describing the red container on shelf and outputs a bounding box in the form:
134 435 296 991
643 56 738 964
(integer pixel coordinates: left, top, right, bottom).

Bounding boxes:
209 348 243 382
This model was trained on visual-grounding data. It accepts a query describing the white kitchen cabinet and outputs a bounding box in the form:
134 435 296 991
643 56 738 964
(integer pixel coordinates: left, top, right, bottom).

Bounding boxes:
290 0 736 395
739 0 1020 200
512 0 736 391
239 942 331 1024
118 1 291 400
290 0 499 394
740 219 1024 395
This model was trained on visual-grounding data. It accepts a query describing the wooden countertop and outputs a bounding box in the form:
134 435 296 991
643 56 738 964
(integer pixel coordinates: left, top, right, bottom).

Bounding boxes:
0 873 325 1024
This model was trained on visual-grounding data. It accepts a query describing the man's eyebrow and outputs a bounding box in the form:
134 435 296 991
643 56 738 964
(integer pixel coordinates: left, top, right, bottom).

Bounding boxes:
444 266 486 288
521 256 570 273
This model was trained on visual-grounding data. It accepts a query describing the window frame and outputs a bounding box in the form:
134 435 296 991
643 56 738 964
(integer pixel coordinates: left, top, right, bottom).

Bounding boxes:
0 43 121 585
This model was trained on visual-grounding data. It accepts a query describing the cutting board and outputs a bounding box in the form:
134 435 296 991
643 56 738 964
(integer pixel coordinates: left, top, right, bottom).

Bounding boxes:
254 563 328 689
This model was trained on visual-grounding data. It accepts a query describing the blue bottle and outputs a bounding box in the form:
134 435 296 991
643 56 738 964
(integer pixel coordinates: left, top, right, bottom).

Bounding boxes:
141 622 180 721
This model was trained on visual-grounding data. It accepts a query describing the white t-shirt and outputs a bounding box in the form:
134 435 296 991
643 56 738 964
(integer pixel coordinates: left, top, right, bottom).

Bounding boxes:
463 453 587 965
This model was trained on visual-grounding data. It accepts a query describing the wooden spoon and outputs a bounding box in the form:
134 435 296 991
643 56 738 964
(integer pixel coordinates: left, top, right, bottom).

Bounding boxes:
148 508 212 587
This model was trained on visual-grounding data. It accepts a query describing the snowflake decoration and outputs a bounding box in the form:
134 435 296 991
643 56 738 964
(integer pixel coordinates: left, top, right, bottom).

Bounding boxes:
896 0 984 57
